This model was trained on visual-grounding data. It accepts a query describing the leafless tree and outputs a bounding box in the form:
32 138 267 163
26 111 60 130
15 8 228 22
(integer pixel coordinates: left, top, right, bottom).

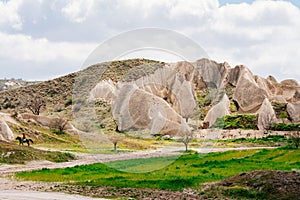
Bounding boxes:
177 129 193 152
108 133 124 151
51 117 68 133
25 96 46 115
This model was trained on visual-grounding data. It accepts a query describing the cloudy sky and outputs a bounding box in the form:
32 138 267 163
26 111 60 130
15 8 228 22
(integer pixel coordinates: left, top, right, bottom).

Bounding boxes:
0 0 300 82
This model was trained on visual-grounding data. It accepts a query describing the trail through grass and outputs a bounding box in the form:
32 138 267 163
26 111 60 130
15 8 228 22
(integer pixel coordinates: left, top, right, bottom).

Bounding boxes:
16 148 300 191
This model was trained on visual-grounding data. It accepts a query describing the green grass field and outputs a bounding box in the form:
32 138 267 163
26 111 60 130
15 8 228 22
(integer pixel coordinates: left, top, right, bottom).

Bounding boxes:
0 141 75 164
16 147 300 191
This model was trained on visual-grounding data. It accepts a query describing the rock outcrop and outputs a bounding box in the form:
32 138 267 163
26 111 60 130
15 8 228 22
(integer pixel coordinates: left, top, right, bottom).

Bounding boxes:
111 83 188 135
232 66 268 112
287 102 300 122
0 120 14 141
1 58 298 137
257 98 277 130
86 59 299 135
89 79 116 103
204 94 230 127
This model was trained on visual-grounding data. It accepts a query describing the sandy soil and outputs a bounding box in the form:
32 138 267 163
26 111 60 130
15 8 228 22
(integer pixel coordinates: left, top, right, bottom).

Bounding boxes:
0 190 107 200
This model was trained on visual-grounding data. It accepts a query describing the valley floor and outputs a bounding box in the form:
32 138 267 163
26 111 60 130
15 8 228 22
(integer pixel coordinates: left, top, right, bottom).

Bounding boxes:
0 146 280 200
0 146 274 176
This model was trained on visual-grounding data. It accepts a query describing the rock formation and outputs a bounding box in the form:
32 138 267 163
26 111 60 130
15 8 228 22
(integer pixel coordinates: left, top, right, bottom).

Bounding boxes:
257 98 277 130
232 66 268 112
0 113 16 141
204 94 230 127
0 120 14 141
287 102 300 122
86 59 299 135
0 58 299 138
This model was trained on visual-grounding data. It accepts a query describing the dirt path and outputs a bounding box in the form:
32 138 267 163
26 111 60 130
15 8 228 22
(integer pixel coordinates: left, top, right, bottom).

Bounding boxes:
0 146 274 200
0 147 182 176
0 146 274 176
0 190 107 200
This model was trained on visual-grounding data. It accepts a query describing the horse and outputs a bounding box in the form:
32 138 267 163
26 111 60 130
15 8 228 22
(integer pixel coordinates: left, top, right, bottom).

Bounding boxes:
16 136 34 147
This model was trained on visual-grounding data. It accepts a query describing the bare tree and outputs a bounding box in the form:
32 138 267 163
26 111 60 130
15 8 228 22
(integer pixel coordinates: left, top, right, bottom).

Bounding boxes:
108 133 124 151
51 117 68 133
25 96 46 115
177 128 193 152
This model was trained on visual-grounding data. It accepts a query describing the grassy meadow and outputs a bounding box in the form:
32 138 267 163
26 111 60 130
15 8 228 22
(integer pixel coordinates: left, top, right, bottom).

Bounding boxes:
0 140 75 164
16 147 300 191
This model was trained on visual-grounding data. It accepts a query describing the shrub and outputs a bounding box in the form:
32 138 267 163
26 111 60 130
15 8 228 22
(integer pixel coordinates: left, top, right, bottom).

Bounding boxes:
271 101 289 119
213 114 258 130
270 123 300 131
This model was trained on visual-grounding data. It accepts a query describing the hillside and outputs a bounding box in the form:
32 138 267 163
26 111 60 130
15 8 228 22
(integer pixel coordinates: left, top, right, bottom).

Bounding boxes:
0 79 39 92
0 58 299 144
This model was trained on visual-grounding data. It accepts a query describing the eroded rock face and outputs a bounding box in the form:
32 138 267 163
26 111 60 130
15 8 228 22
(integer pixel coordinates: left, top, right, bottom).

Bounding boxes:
287 102 300 122
89 79 116 102
232 66 268 112
132 66 196 118
257 98 277 130
204 94 230 127
0 120 14 141
88 59 299 135
281 83 299 102
112 84 188 135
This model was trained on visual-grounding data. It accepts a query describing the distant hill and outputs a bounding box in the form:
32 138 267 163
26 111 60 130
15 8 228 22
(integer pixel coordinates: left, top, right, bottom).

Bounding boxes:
0 79 40 91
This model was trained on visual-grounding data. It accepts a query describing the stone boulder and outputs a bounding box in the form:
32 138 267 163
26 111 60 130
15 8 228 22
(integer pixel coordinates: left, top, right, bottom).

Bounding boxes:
0 120 14 141
279 79 300 101
280 79 299 86
269 95 287 103
257 98 277 130
287 102 300 122
254 76 276 97
112 83 188 135
133 66 196 119
232 66 268 112
204 94 230 127
89 79 116 102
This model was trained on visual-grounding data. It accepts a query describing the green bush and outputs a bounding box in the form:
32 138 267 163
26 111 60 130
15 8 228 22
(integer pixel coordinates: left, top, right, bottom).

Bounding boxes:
271 101 289 119
270 123 300 131
213 114 258 130
52 129 66 135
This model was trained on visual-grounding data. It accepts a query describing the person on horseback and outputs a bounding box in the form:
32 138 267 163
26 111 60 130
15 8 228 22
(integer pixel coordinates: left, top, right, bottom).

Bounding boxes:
22 133 26 142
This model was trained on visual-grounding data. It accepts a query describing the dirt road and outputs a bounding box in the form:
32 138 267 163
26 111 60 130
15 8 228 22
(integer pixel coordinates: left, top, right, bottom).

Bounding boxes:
0 146 274 200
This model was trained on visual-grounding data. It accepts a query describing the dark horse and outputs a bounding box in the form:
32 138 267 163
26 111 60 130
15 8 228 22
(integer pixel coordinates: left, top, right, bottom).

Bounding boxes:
16 136 34 147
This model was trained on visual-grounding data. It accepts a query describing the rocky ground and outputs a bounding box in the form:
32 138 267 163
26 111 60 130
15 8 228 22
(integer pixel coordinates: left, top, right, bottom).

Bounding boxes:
207 170 300 200
2 170 298 199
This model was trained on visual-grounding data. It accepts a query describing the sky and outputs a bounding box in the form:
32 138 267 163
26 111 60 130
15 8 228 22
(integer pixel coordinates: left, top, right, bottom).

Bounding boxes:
0 0 300 82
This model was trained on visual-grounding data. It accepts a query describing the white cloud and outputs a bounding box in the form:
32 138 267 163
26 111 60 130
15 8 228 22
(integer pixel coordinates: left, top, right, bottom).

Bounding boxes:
0 0 300 82
0 0 23 30
169 0 219 18
210 1 300 41
0 32 95 63
0 31 97 80
204 0 300 81
61 0 95 23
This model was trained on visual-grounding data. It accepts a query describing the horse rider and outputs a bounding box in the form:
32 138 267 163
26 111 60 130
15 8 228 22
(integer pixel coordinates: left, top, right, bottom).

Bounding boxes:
22 133 26 142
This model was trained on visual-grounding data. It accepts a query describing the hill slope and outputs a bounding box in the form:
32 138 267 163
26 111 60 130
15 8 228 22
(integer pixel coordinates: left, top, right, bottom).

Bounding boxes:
0 58 299 140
